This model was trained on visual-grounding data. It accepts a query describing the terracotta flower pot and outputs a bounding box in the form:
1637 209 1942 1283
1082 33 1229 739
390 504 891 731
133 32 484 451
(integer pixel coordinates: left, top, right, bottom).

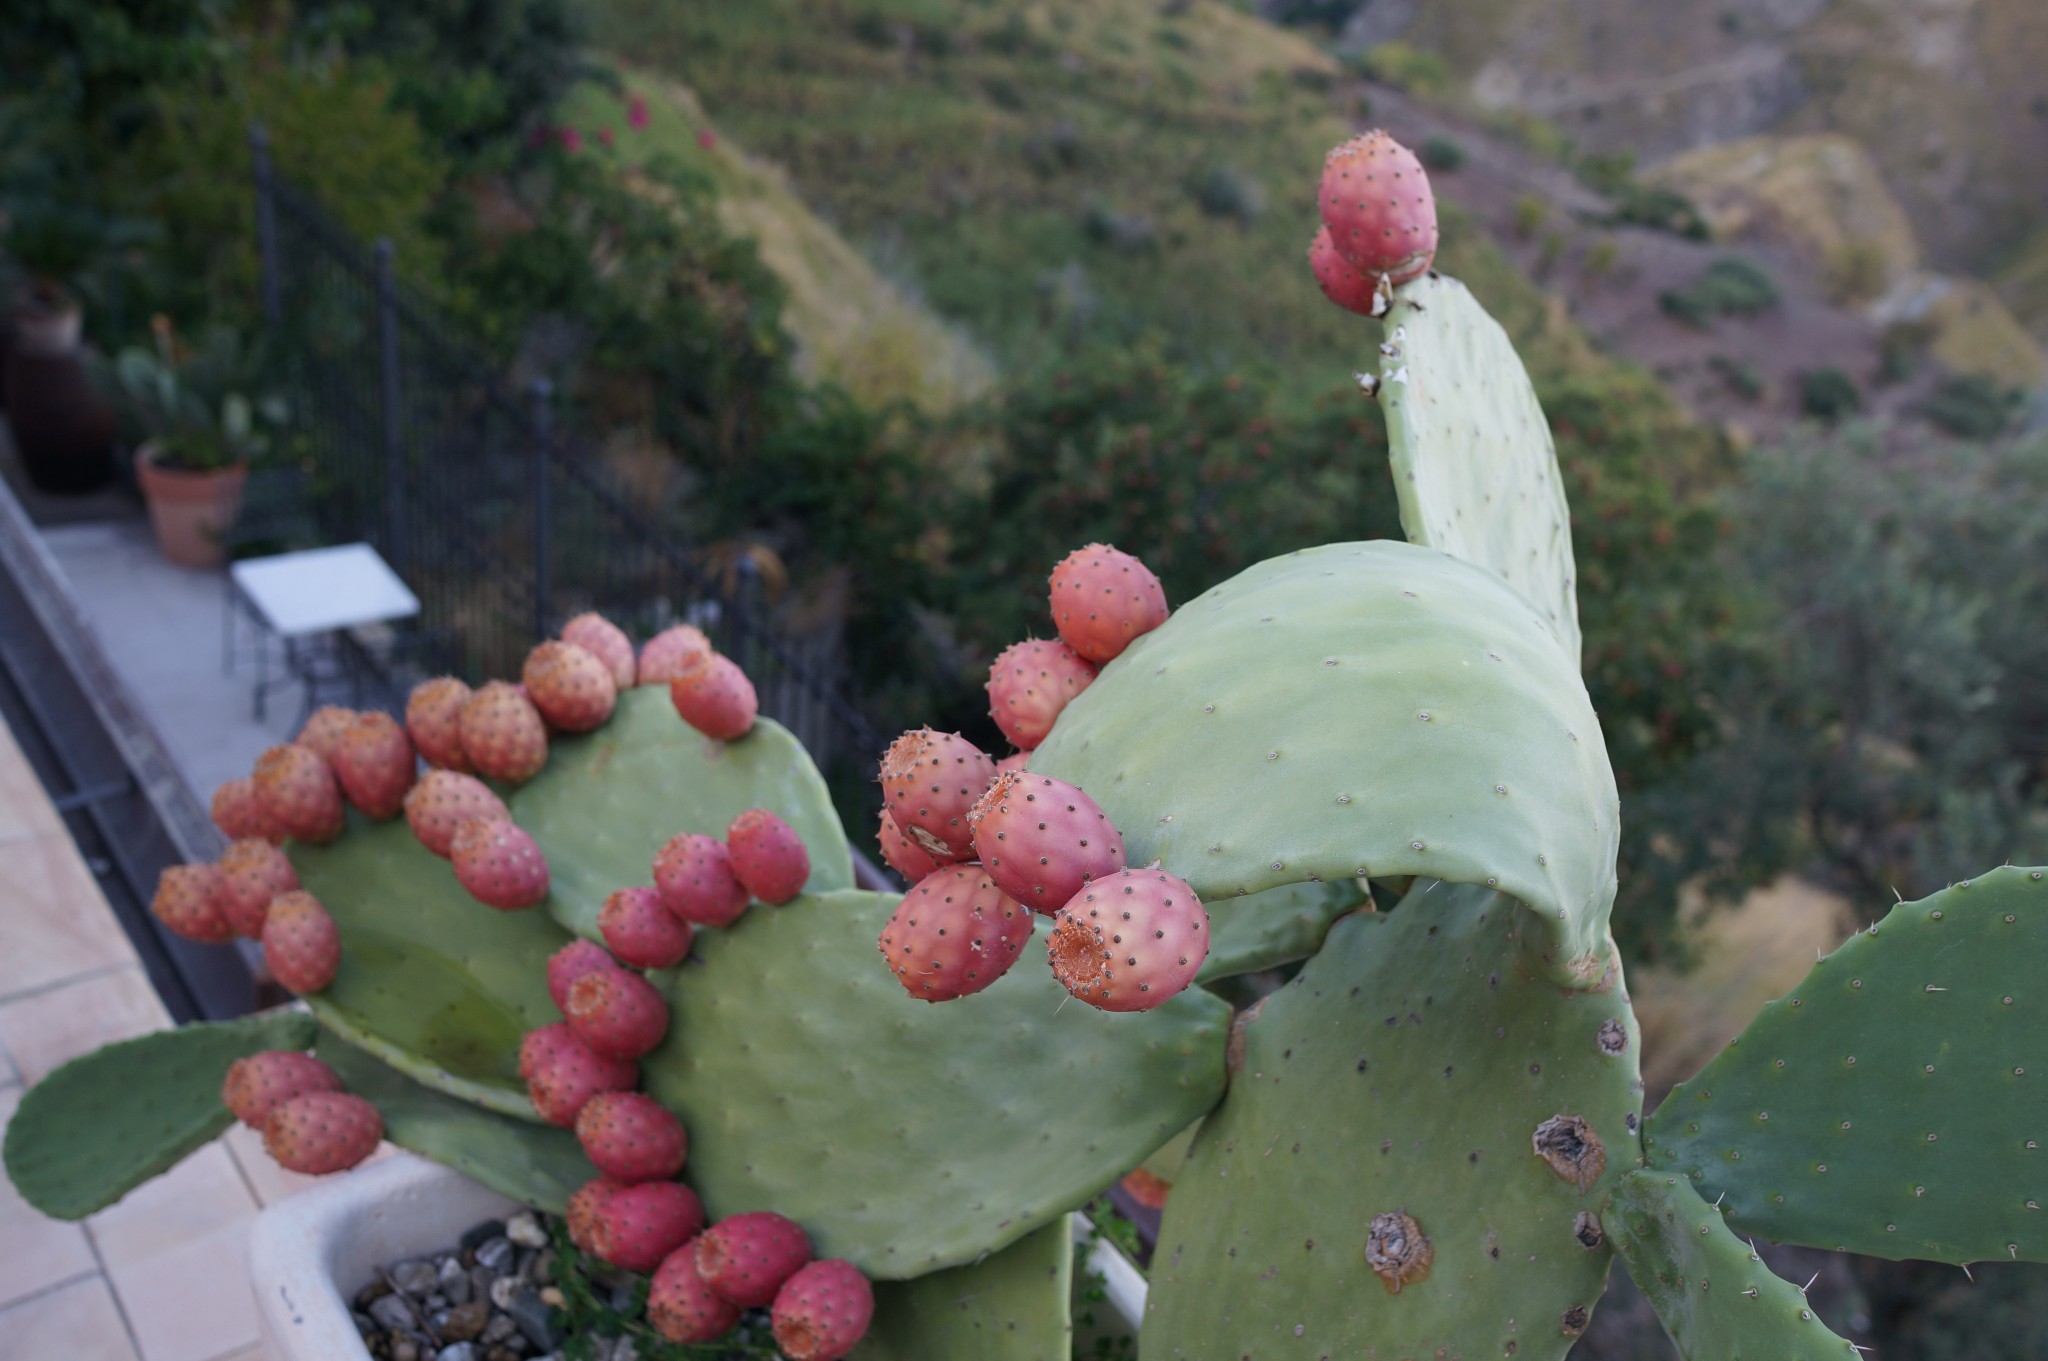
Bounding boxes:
134 443 248 568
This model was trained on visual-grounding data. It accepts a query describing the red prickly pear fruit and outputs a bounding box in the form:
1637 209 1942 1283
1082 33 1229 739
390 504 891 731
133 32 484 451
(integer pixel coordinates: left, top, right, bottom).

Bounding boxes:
152 862 235 943
566 1177 629 1254
450 818 550 909
262 890 343 994
253 743 346 844
696 1211 812 1309
405 677 475 772
403 770 509 858
589 1181 705 1272
1047 865 1210 1012
263 1091 382 1174
874 807 943 883
331 711 416 821
1317 129 1438 287
878 865 1033 1002
294 706 358 765
771 1259 875 1361
221 1051 342 1128
523 639 618 734
547 939 622 1011
216 838 300 938
877 728 995 862
565 967 669 1059
670 653 757 741
575 1090 689 1181
561 612 637 689
1309 225 1380 315
211 776 282 843
994 751 1031 778
650 1238 743 1344
520 1022 637 1127
652 833 749 927
637 624 713 685
458 681 548 785
726 808 809 904
985 639 1096 751
1048 542 1170 665
600 886 695 968
967 771 1126 913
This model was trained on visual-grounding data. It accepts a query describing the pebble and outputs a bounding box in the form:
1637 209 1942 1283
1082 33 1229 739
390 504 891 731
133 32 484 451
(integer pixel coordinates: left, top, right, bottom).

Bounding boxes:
437 1344 478 1361
530 1250 556 1286
369 1294 417 1332
505 1285 564 1352
393 1260 439 1297
474 1237 516 1273
389 1335 420 1361
460 1220 507 1252
469 1267 497 1305
481 1314 519 1346
538 1287 565 1309
489 1276 523 1311
369 1216 565 1361
440 1258 472 1305
506 1212 548 1249
439 1301 490 1343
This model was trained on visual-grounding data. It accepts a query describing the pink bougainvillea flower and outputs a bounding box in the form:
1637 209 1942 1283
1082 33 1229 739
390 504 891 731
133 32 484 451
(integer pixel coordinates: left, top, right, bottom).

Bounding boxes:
696 129 717 150
597 126 616 148
561 127 584 154
627 95 649 130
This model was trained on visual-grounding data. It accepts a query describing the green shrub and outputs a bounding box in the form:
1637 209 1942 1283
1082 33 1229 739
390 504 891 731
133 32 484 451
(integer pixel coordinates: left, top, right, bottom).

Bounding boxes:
1709 355 1765 401
1188 164 1265 224
1920 373 2021 440
1660 257 1779 327
1798 367 1861 423
1419 136 1465 172
1511 194 1547 239
1349 43 1449 95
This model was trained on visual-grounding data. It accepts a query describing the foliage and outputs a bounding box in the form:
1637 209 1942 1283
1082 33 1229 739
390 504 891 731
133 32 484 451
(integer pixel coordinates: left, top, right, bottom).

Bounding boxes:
1419 134 1465 172
1798 366 1861 423
102 317 291 471
0 0 219 131
549 1219 780 1359
1578 149 1709 240
1920 372 2023 440
1658 257 1779 327
1347 42 1451 95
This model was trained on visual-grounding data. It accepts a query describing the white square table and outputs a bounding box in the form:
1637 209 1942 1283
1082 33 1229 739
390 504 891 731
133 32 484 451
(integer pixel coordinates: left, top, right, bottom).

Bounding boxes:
228 544 420 721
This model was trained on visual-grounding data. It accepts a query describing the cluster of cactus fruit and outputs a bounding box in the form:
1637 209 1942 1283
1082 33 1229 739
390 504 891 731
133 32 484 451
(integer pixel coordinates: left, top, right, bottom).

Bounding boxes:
8 129 2048 1360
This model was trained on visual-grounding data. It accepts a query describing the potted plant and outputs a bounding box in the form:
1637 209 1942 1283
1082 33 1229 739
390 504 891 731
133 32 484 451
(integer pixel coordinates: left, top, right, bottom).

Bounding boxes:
0 207 125 492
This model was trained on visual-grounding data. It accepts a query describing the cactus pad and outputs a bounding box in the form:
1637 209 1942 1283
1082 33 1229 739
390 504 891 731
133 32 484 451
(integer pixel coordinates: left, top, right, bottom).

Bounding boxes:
1197 877 1367 983
854 1214 1073 1359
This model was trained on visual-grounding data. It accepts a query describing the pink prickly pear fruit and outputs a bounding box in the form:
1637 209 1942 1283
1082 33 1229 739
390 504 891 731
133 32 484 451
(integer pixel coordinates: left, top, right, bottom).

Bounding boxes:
600 886 695 968
458 681 548 785
262 1090 382 1174
1317 129 1438 287
405 677 474 772
1308 225 1380 315
252 744 346 844
221 1051 342 1128
151 862 235 943
637 624 713 685
874 807 943 883
650 1239 743 1345
1048 543 1170 665
696 1211 812 1309
771 1259 875 1361
216 837 300 938
561 612 637 689
450 818 550 909
670 653 757 741
566 1177 629 1254
547 939 623 1011
588 1181 705 1273
877 866 1033 1002
565 967 669 1059
211 776 282 843
294 706 358 765
994 751 1031 778
262 890 343 994
520 1023 637 1127
523 639 618 734
652 833 749 927
331 711 416 821
985 639 1096 751
575 1090 689 1182
403 770 509 858
1047 865 1209 1012
726 808 809 904
877 728 995 862
967 771 1126 914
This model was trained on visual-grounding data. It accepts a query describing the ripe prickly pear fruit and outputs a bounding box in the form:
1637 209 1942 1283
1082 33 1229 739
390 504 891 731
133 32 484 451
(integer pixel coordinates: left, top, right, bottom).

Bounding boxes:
458 681 548 785
696 1211 813 1309
771 1259 875 1361
450 817 550 909
994 751 1030 778
262 1090 382 1174
520 1022 637 1127
565 967 669 1059
566 1177 629 1254
726 808 809 904
561 612 637 689
878 866 1033 1002
575 1090 689 1181
216 837 300 938
262 890 343 994
523 639 618 734
222 1051 342 1128
211 776 282 843
405 677 474 772
1308 225 1380 315
331 711 415 821
1048 542 1169 665
652 833 749 927
253 743 346 844
670 653 757 741
637 624 713 685
600 886 695 968
547 939 623 1011
295 706 358 765
588 1180 705 1272
986 639 1096 751
1048 865 1210 1012
403 770 509 858
151 862 234 943
875 807 943 883
877 728 995 862
650 1239 743 1345
1317 129 1438 287
968 771 1126 913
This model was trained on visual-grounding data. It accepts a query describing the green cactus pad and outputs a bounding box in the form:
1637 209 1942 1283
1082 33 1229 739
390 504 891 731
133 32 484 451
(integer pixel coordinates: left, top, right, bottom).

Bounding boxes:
853 1214 1073 1359
639 889 1229 1278
1380 273 1582 663
1030 542 1619 981
317 1034 596 1214
1139 885 1641 1360
1644 865 2048 1264
510 688 854 939
1196 878 1366 983
291 815 573 1119
1606 1169 1858 1359
3 1009 317 1220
